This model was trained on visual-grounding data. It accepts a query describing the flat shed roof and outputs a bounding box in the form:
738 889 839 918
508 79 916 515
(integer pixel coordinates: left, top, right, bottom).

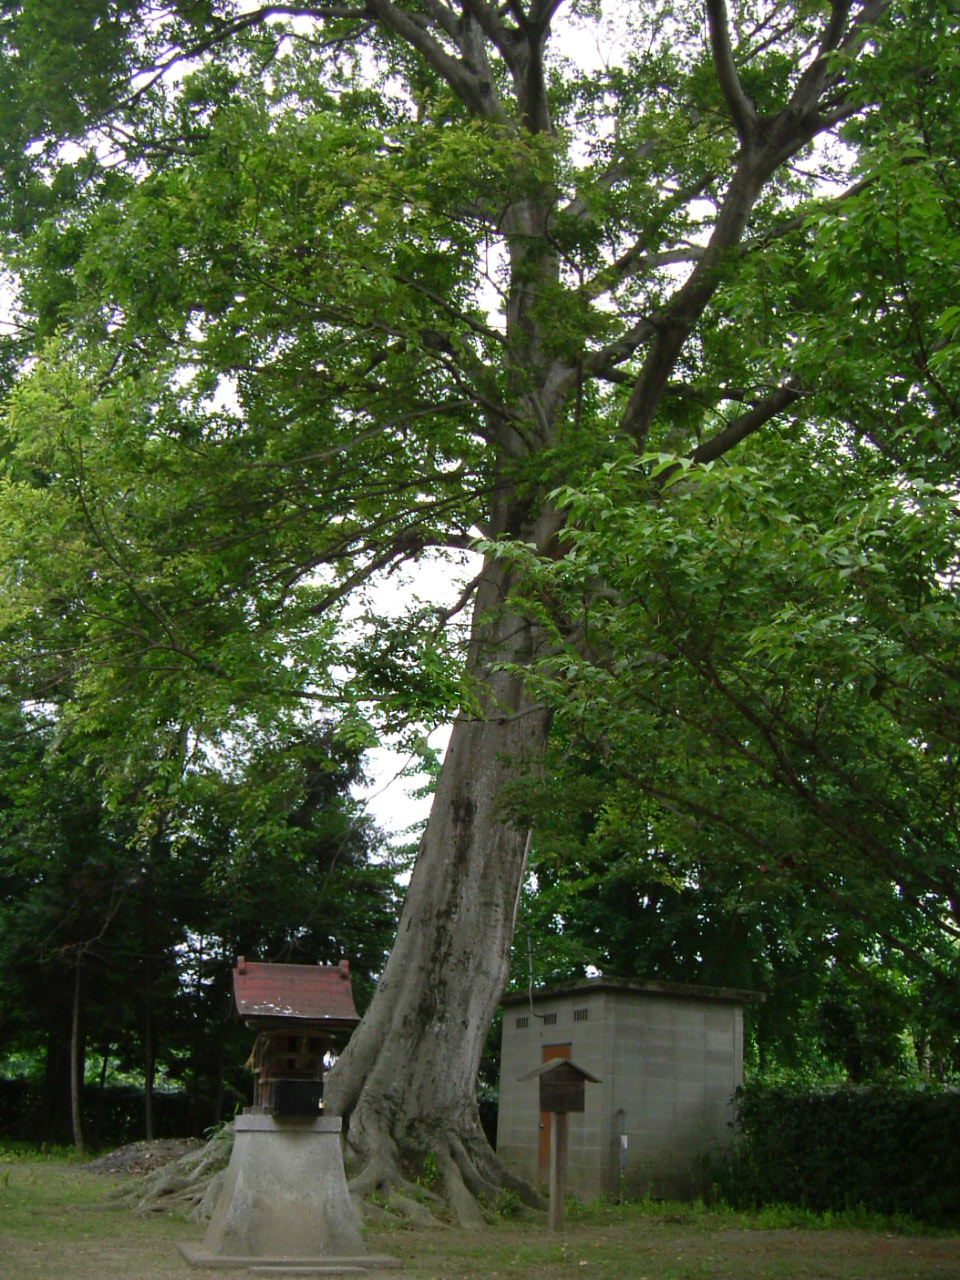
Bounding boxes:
501 975 764 1007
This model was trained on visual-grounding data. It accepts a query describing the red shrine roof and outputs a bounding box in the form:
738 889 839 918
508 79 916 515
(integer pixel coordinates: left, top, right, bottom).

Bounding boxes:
232 957 361 1029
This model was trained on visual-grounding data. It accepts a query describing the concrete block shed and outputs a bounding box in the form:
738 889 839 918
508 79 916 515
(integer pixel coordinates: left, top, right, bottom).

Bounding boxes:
496 977 759 1200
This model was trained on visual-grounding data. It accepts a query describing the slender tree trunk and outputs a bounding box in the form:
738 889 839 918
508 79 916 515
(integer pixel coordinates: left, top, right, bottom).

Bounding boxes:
144 1003 155 1141
142 838 158 1141
70 957 86 1158
213 1038 225 1126
36 1024 71 1144
325 551 552 1222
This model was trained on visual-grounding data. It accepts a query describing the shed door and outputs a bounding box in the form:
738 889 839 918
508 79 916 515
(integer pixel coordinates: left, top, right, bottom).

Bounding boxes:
537 1042 572 1179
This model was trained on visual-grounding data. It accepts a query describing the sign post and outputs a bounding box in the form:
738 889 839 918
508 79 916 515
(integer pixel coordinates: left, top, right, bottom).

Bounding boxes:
548 1106 568 1230
521 1059 601 1231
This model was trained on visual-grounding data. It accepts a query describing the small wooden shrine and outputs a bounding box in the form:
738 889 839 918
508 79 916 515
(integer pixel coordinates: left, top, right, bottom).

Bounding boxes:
233 956 360 1116
182 957 399 1272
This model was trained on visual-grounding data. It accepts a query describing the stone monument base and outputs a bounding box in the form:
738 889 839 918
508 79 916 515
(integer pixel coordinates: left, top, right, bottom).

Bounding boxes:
180 1111 399 1274
178 1242 400 1274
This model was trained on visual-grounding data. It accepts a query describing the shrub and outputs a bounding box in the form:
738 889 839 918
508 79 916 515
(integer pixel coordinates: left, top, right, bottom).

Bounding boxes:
707 1082 960 1225
0 1077 226 1149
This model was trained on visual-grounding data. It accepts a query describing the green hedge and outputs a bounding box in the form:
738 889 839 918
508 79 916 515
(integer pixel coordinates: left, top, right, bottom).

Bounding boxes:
708 1082 960 1225
0 1077 228 1148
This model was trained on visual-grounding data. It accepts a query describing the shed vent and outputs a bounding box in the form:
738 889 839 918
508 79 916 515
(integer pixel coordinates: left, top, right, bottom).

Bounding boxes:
542 1012 557 1025
516 1015 529 1029
573 1007 590 1022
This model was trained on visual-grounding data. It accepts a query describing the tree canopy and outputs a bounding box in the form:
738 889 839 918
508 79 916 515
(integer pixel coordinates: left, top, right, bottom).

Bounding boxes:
0 0 957 1218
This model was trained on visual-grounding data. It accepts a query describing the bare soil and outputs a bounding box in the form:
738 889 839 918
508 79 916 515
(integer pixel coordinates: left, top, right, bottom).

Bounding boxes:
1 1156 958 1280
86 1137 203 1177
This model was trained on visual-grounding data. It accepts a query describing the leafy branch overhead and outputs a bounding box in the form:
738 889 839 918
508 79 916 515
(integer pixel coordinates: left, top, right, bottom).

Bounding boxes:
0 0 923 742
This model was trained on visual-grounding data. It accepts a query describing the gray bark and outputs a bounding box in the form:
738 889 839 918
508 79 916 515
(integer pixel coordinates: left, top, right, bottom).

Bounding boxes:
324 551 551 1220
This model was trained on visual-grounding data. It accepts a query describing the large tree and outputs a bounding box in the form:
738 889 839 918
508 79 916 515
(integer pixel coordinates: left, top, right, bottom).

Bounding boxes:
0 0 955 1218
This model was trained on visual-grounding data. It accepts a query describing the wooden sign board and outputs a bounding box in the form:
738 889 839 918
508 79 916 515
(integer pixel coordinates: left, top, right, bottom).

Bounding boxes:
521 1057 601 1115
539 1061 587 1113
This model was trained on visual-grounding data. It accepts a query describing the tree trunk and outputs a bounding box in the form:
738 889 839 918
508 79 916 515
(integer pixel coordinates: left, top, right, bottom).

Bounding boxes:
325 552 552 1223
142 833 161 1141
144 1004 155 1142
34 1023 71 1144
70 957 86 1158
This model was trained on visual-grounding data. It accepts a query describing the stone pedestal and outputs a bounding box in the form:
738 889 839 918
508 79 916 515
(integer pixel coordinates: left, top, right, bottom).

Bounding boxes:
179 1112 399 1274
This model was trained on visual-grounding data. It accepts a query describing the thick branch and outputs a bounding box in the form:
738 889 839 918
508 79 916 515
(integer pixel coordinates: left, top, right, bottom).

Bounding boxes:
419 0 462 40
786 0 855 118
584 244 704 303
617 156 766 447
583 317 658 380
491 0 554 132
528 0 566 28
689 380 803 464
461 0 520 63
367 0 508 120
640 382 802 488
706 0 758 142
782 0 889 146
616 6 891 449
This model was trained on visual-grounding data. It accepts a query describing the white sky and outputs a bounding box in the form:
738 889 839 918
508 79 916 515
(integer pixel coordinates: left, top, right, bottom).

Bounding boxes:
359 724 451 840
351 550 476 841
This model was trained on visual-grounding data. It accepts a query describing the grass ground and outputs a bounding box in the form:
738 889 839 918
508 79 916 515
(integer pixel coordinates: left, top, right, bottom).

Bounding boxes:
1 1154 958 1280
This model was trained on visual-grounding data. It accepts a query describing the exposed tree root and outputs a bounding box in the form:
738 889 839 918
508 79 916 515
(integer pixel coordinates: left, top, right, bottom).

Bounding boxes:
104 1125 234 1219
342 1102 546 1229
435 1144 485 1228
383 1188 447 1227
101 1106 544 1230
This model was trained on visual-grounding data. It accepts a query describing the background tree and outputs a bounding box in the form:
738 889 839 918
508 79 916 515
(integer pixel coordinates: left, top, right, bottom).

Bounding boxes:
165 719 399 1122
513 736 956 1081
0 0 955 1217
0 697 178 1148
0 699 395 1143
